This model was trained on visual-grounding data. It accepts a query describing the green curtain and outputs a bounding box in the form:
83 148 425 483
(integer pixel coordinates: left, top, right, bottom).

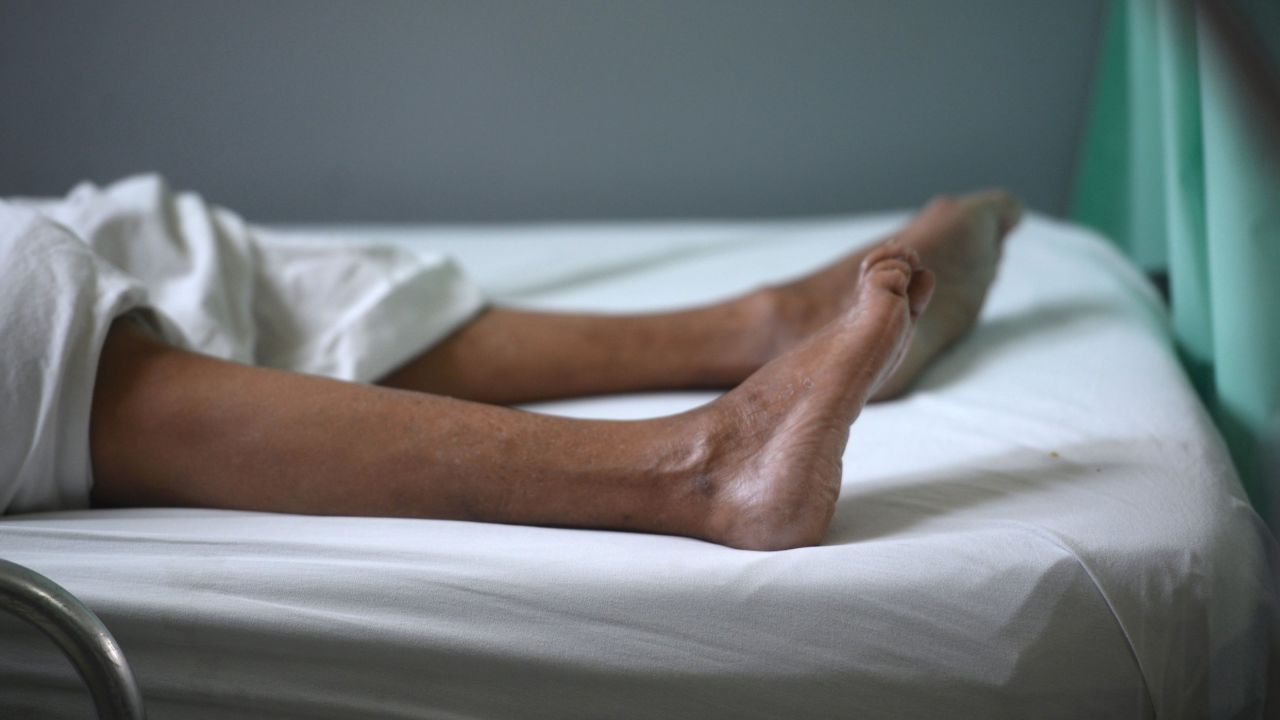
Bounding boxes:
1071 0 1280 528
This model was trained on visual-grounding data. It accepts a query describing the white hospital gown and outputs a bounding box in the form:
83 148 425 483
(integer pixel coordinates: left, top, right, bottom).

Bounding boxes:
0 175 484 515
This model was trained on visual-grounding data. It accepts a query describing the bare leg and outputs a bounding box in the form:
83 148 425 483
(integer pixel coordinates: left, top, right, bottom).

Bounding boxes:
91 245 932 550
379 301 775 405
381 191 1019 405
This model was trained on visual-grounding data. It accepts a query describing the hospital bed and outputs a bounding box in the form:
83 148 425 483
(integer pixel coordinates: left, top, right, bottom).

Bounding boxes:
0 212 1273 718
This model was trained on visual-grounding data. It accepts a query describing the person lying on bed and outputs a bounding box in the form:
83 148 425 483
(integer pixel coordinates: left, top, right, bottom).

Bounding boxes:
0 176 1020 551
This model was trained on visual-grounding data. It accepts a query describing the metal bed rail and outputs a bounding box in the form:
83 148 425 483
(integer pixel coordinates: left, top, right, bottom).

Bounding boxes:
0 558 146 719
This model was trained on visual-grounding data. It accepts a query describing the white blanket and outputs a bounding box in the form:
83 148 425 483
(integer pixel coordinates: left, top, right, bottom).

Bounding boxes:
0 214 1272 719
0 176 484 514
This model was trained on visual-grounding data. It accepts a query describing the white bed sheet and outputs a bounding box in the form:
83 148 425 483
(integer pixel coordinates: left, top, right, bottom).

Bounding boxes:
0 214 1272 719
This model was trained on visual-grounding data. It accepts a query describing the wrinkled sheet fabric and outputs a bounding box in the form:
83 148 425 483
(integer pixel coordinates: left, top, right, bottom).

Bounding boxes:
0 175 484 514
0 214 1272 719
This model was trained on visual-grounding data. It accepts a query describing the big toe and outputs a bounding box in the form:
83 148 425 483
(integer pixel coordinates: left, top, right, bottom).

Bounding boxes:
964 189 1023 236
859 244 922 299
906 268 935 320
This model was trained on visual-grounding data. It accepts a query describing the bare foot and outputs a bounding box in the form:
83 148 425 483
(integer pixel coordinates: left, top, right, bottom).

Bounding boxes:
692 243 934 550
749 190 1021 401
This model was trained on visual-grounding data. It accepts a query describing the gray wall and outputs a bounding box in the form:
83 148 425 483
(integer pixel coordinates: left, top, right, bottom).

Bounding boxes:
0 1 1106 222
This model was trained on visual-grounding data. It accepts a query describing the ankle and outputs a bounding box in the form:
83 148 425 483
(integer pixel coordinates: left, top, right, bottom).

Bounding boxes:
669 401 818 550
654 408 738 541
734 285 791 363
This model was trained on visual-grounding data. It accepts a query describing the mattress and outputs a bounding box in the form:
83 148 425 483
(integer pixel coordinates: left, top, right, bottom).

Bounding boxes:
0 213 1273 719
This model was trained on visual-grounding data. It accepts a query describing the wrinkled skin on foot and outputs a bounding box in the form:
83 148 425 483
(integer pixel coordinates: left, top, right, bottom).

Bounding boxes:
756 190 1022 401
694 244 934 550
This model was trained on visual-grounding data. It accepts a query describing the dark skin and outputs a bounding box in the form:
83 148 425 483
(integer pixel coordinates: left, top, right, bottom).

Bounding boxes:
90 192 1019 550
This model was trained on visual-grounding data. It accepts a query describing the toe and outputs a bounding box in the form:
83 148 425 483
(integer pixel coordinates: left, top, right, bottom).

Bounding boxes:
906 268 935 320
966 189 1023 237
859 242 913 273
922 194 958 215
998 196 1023 236
862 251 914 298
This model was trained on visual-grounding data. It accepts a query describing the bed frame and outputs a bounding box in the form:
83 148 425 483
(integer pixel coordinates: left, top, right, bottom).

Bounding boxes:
0 559 145 719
